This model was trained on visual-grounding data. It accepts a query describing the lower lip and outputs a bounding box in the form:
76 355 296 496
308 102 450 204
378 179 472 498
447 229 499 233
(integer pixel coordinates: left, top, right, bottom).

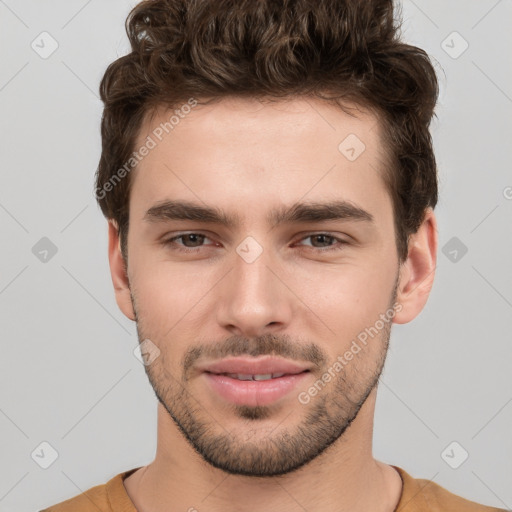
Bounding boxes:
203 372 310 406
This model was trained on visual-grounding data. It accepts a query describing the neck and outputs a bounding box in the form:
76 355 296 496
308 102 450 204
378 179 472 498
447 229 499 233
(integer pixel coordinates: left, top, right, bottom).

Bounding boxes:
124 388 403 512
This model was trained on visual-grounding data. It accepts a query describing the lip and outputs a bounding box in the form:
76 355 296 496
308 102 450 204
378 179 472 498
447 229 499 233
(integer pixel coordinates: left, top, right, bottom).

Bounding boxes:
197 356 311 376
198 356 312 406
204 372 310 406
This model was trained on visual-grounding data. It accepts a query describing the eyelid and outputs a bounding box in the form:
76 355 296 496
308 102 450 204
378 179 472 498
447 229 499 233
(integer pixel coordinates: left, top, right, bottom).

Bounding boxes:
292 233 349 251
162 231 350 253
163 232 217 247
292 231 351 243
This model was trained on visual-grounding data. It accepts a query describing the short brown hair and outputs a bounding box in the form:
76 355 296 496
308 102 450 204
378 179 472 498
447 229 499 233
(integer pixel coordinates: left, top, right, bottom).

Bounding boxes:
95 0 438 263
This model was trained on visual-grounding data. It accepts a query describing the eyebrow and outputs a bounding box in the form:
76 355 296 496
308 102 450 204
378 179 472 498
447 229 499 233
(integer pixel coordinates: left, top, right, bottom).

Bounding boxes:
143 199 374 229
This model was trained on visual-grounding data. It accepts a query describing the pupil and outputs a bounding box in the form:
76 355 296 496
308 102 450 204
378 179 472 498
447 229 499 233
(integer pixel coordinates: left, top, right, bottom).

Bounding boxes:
186 234 203 247
314 235 331 247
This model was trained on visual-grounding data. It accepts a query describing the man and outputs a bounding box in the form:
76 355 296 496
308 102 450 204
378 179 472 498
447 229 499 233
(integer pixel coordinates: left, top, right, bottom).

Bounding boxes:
41 0 505 510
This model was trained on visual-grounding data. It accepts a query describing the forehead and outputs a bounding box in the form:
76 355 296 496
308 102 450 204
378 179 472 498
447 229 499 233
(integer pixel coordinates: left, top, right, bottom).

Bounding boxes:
130 96 392 227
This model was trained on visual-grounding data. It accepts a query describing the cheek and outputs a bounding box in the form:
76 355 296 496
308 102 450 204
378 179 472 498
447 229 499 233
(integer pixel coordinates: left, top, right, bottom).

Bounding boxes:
289 259 396 337
131 260 215 333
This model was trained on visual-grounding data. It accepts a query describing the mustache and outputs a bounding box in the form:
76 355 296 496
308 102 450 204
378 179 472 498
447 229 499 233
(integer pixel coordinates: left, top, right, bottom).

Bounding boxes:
182 333 327 375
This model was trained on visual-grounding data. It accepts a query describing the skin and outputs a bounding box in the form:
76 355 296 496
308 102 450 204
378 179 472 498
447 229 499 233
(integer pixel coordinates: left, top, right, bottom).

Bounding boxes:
108 96 438 512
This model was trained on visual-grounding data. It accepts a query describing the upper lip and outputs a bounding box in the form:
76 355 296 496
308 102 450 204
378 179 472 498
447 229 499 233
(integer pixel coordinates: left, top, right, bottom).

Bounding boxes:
198 356 311 376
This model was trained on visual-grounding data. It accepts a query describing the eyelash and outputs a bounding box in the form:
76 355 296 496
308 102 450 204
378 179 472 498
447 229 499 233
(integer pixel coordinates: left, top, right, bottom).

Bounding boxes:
162 232 348 254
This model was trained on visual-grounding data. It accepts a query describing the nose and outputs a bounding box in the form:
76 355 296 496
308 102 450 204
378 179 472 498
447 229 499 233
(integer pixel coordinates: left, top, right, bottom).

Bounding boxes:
215 245 293 337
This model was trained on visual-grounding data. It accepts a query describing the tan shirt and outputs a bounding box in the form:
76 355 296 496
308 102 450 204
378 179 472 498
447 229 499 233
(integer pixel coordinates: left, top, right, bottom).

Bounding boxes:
40 465 507 511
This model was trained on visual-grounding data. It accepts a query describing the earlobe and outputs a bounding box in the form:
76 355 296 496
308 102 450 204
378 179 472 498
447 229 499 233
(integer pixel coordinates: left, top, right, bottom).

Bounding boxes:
393 208 438 325
107 220 136 321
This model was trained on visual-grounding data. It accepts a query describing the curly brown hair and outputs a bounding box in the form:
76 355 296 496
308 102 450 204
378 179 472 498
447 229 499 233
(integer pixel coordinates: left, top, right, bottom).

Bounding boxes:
95 0 438 264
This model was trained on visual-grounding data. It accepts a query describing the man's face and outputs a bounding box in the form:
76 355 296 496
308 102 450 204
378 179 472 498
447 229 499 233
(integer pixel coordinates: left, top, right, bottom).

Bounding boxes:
124 97 401 476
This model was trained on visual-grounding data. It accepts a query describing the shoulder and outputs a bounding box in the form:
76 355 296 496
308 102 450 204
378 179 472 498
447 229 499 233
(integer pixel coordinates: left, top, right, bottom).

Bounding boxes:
39 482 110 512
39 467 140 512
393 466 507 512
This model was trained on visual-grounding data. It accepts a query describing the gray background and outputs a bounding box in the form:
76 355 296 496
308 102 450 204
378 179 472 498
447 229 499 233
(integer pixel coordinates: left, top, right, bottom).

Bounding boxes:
0 1 511 510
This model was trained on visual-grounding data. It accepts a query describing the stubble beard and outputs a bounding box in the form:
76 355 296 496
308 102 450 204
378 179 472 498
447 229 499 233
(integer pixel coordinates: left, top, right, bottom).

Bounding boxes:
131 282 397 477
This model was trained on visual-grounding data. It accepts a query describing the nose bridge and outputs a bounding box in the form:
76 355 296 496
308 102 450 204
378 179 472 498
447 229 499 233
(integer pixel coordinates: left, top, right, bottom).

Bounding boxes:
216 239 291 334
234 243 273 296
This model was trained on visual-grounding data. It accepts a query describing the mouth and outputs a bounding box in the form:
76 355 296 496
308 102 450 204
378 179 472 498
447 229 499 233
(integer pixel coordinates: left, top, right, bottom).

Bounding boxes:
198 355 312 376
198 356 312 407
205 372 303 381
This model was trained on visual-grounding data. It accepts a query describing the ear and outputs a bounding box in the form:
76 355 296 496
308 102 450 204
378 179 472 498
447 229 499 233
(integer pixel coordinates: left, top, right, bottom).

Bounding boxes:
393 208 438 324
107 220 135 321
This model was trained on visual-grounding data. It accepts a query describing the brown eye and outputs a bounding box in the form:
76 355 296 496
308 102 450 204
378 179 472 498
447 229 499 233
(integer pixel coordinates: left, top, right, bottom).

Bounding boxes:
176 234 206 247
296 233 347 252
163 233 214 252
308 234 336 248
